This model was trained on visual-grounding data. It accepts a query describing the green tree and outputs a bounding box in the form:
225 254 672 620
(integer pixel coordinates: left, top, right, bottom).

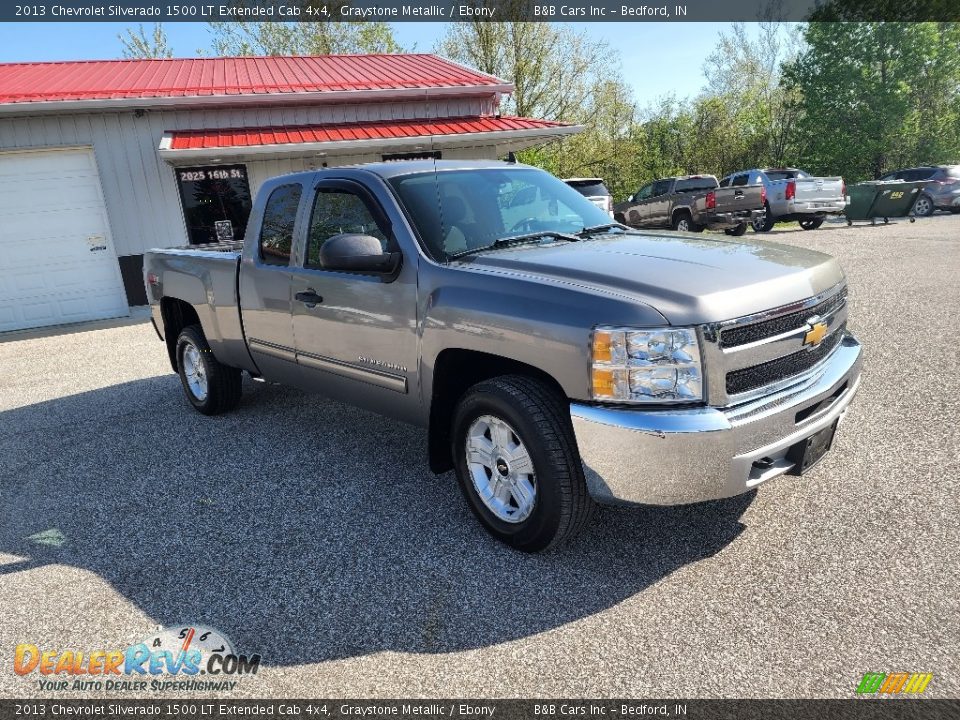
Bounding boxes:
119 23 173 59
784 22 960 180
437 16 639 196
702 20 804 169
437 19 614 120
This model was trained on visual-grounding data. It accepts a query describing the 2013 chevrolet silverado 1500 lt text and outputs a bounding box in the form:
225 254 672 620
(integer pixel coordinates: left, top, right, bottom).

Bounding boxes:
145 160 862 552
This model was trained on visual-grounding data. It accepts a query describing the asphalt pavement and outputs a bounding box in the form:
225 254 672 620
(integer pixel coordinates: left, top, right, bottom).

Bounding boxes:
0 214 957 699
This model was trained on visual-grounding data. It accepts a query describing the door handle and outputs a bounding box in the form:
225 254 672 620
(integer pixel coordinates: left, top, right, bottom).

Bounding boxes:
295 290 323 307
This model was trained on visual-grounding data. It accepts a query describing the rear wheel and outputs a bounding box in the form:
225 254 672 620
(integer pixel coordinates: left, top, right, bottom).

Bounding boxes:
176 325 242 416
451 375 593 552
912 194 934 217
799 218 824 231
672 212 701 233
752 203 775 232
724 223 748 236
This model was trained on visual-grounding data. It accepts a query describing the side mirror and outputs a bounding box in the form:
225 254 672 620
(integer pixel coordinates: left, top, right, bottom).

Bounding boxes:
319 234 401 276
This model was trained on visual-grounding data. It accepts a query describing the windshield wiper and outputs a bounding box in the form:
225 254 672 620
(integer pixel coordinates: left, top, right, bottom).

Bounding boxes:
448 231 581 260
577 222 630 237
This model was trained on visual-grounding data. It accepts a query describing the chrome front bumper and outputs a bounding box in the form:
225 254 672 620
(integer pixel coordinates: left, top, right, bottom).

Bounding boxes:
570 333 863 505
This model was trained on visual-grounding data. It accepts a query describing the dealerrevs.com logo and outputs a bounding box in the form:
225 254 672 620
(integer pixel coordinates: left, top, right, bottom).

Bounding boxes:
14 624 261 693
856 672 934 696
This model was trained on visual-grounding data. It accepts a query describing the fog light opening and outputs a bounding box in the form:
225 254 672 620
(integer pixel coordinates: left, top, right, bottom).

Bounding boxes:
753 457 775 470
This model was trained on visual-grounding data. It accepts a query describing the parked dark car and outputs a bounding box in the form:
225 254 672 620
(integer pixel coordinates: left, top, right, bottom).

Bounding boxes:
614 174 765 234
877 165 960 216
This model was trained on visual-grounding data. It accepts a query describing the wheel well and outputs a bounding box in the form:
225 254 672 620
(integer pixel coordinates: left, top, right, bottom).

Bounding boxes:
428 349 567 474
159 298 200 371
672 207 691 222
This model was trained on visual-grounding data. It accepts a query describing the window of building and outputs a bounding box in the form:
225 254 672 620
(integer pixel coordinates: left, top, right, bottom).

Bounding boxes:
176 164 252 245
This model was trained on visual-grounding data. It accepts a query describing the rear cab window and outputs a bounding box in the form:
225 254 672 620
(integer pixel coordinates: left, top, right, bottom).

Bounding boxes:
675 177 718 193
259 184 303 266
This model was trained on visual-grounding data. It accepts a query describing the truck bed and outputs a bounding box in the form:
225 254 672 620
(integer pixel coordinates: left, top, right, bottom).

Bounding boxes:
143 242 253 372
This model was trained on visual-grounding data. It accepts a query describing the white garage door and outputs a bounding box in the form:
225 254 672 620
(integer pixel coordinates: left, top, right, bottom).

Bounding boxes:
0 147 128 333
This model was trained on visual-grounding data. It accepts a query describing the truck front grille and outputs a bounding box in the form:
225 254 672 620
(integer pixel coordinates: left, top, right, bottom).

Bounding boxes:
725 323 845 395
720 289 847 349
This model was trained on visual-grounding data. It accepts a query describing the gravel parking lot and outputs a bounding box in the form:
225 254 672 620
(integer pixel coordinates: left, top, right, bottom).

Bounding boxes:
1 215 957 699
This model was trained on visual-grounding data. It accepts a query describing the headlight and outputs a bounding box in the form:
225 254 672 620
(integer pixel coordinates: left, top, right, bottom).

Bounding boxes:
591 327 703 403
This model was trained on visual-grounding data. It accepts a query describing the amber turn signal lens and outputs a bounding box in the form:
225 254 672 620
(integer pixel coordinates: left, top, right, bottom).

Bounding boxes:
593 331 613 363
592 367 616 398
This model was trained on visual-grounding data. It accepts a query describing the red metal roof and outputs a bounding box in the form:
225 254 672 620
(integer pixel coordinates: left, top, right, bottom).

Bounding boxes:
165 116 571 150
0 55 508 106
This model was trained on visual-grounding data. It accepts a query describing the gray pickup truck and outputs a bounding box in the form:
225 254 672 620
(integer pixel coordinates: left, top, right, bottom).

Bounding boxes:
721 168 847 232
613 174 765 235
145 160 862 552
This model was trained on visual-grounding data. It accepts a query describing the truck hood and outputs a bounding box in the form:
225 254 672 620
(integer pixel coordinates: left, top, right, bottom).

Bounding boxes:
455 232 845 325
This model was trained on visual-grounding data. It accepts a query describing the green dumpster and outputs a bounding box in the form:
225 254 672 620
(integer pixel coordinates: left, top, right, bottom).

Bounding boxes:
845 181 926 225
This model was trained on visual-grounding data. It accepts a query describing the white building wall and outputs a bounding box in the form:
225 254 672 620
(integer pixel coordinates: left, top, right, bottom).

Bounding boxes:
0 96 496 259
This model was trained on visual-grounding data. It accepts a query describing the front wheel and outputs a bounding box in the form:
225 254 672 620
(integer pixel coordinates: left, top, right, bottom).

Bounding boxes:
176 325 242 415
799 218 824 231
724 223 748 236
451 375 593 552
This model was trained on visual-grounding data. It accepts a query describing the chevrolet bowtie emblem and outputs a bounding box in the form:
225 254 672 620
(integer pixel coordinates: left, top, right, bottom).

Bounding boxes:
804 320 829 347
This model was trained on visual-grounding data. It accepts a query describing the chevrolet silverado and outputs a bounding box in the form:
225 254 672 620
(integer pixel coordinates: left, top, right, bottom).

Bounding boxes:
145 160 862 552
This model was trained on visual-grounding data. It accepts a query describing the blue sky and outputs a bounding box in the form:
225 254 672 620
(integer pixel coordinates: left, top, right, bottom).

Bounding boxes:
0 21 740 106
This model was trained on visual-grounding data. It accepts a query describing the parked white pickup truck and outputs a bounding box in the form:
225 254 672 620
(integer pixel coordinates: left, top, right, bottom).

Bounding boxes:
721 168 847 232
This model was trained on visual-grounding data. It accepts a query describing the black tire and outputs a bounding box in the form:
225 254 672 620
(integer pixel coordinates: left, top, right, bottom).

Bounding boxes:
451 375 593 552
912 194 934 217
799 217 824 231
671 211 701 233
752 203 775 232
176 325 242 416
724 223 748 236
950 208 960 215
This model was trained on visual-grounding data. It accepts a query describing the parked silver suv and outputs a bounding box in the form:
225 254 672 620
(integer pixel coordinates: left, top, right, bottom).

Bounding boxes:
563 178 613 216
878 165 960 216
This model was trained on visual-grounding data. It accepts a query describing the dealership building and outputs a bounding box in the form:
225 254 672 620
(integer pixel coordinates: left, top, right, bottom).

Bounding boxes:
0 54 579 332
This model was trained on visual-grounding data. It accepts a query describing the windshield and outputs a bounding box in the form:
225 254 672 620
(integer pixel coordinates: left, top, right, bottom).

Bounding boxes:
388 167 614 262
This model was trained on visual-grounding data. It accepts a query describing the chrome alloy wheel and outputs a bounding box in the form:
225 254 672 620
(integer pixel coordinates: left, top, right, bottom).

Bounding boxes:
182 343 208 402
676 217 690 232
465 415 537 523
912 195 933 216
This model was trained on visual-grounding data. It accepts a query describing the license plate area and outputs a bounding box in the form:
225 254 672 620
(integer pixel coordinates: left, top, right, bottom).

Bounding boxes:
786 419 839 475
